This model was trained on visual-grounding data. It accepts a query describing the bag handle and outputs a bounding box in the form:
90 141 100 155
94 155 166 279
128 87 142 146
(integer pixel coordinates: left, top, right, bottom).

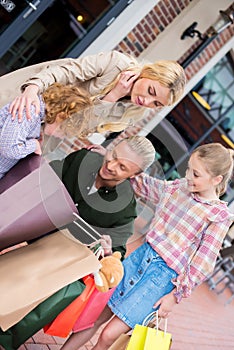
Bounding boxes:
72 212 109 258
142 311 168 336
73 212 103 240
88 242 105 259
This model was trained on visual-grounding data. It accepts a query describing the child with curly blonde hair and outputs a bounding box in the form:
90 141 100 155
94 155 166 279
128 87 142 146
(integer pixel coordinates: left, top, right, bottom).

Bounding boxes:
0 83 92 179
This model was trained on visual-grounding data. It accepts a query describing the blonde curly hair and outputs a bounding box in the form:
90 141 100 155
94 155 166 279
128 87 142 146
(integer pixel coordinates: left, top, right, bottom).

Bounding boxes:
42 83 93 138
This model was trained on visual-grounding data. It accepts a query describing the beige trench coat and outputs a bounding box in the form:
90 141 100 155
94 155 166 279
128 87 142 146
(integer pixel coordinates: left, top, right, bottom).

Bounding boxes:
0 50 150 128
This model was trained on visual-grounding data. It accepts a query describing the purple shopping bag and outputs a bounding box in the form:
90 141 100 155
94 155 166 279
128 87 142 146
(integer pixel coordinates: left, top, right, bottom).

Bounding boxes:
0 154 77 250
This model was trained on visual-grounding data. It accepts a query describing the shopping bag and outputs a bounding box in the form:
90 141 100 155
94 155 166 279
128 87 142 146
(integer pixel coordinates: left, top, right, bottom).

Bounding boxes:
44 275 96 337
144 326 172 350
126 324 147 350
0 153 40 194
126 311 172 350
108 334 131 350
72 281 116 332
0 279 85 350
43 216 115 337
0 155 78 250
0 229 101 331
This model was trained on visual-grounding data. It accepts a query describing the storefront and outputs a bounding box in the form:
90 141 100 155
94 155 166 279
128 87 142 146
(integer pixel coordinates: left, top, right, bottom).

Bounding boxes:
0 0 131 75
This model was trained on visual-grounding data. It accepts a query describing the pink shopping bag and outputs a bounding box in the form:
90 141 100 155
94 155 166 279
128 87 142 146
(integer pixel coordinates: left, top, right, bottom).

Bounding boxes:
72 285 116 332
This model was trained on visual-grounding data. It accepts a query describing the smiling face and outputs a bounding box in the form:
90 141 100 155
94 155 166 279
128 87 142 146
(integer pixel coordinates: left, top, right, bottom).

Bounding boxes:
185 153 222 200
98 140 143 186
130 78 170 109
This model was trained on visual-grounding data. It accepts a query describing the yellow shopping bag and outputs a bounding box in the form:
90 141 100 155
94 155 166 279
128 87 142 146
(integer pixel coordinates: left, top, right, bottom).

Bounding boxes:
126 324 147 350
144 326 172 350
126 311 172 350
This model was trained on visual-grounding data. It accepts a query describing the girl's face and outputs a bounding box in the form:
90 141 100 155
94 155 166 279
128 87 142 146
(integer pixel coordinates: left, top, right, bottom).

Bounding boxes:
130 78 170 109
185 153 221 200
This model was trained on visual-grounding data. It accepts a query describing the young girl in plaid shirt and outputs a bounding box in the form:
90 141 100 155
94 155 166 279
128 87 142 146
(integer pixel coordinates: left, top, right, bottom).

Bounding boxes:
61 142 234 350
0 83 91 179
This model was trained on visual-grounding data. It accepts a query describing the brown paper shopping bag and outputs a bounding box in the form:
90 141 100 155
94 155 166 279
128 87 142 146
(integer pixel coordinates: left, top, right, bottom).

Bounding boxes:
0 229 101 331
109 334 130 350
0 155 77 250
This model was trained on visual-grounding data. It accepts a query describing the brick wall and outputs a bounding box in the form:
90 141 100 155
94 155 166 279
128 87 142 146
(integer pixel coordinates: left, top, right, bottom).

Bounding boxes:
178 25 234 80
61 0 234 152
114 0 193 57
114 1 234 83
109 1 234 141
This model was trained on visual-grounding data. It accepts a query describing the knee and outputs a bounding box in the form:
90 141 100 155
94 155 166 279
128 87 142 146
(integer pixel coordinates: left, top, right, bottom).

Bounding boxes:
99 326 116 346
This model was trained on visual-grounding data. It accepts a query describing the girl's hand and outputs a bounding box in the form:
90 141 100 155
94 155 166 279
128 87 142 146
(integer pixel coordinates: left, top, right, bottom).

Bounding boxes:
103 71 140 102
153 290 177 319
86 144 107 156
10 85 40 122
34 139 42 155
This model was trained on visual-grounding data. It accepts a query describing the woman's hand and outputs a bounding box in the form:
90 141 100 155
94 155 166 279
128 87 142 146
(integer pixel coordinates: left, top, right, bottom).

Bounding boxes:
103 71 140 102
34 139 42 156
10 85 40 122
86 144 107 156
153 290 177 319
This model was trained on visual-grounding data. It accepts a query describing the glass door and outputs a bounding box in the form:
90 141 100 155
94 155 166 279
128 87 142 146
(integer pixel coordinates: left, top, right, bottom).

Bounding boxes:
0 1 54 57
0 1 28 35
0 0 131 76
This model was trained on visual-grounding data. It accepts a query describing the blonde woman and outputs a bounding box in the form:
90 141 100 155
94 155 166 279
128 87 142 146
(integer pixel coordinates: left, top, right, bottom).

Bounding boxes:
2 51 186 131
0 83 92 179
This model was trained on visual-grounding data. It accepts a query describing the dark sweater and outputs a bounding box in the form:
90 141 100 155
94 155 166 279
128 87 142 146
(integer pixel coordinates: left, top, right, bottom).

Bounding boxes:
50 149 137 258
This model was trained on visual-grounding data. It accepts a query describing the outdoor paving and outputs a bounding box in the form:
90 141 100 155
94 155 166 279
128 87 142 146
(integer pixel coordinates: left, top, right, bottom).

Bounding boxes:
15 279 234 350
2 234 234 349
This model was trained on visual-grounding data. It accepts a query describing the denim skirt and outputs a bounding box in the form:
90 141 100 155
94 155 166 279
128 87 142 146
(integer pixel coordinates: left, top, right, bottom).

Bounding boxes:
108 242 177 328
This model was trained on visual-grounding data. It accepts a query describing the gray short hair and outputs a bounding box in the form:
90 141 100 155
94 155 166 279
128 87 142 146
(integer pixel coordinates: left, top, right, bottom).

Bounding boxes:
118 136 155 171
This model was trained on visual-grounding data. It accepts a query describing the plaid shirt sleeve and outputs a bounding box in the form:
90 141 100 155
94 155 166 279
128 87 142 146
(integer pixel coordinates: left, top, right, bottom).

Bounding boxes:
190 219 230 283
130 173 166 205
173 211 233 302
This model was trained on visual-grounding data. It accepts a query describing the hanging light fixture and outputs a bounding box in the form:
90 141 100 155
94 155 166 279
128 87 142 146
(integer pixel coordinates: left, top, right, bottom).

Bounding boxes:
208 7 234 35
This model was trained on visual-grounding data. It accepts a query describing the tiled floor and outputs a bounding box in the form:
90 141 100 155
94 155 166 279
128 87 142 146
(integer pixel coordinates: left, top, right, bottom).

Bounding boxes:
2 234 234 350
16 280 234 350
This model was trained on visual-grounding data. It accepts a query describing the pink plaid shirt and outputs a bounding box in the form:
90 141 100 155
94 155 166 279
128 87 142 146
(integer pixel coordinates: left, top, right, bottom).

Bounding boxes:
131 174 233 302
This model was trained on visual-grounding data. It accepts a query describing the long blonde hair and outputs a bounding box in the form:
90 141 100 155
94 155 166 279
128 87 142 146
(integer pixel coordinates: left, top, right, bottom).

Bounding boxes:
101 60 186 106
192 143 234 196
98 60 186 133
138 60 186 105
